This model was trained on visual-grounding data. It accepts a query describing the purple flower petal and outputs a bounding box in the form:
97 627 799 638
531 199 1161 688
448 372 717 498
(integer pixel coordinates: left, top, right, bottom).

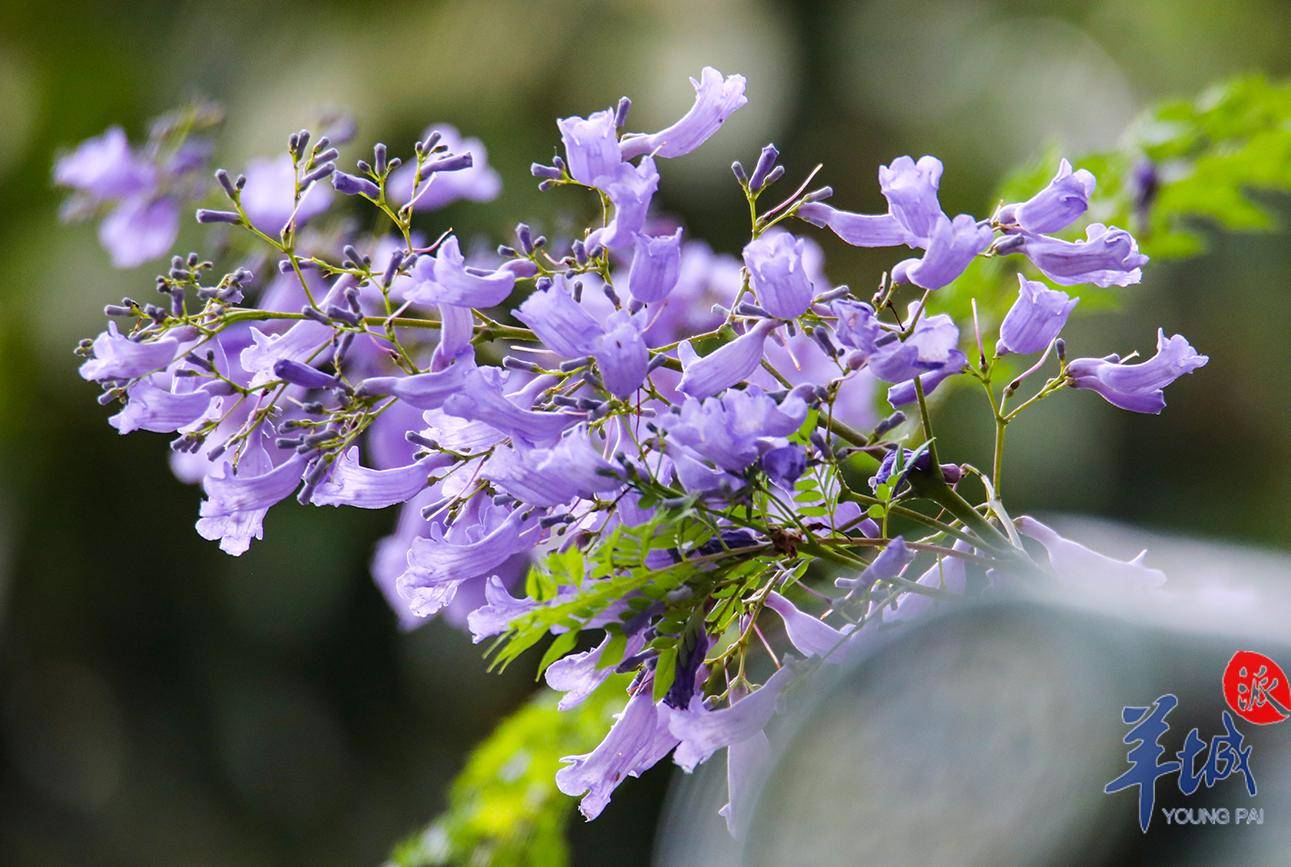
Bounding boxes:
618 67 747 160
996 275 1078 355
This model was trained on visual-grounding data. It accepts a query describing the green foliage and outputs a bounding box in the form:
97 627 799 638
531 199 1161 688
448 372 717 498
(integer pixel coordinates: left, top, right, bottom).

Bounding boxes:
387 681 629 867
942 75 1291 322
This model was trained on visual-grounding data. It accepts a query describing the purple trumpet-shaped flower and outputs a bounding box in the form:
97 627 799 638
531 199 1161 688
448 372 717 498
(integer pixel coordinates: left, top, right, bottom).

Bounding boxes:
742 231 816 319
514 275 604 358
627 228 684 303
108 376 214 435
403 235 516 308
865 312 960 383
831 300 885 355
996 275 1078 355
1066 329 1208 414
796 202 909 248
1017 516 1166 589
238 154 333 235
998 159 1096 234
196 442 307 556
663 386 807 474
390 125 502 211
442 366 582 444
886 351 966 407
587 158 660 251
546 630 648 710
557 109 622 186
99 196 181 269
399 499 537 617
761 445 806 489
882 545 968 623
309 448 450 509
721 724 771 839
795 154 946 250
79 323 180 381
669 661 796 772
358 361 473 410
1007 223 1147 287
594 310 650 397
879 155 946 246
54 126 156 200
836 536 914 592
676 319 779 399
557 684 679 820
483 428 621 507
466 575 536 643
891 214 992 290
764 592 849 658
619 67 748 160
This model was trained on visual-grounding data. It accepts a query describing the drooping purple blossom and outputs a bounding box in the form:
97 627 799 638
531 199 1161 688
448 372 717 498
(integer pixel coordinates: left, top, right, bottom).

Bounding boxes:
404 235 516 309
466 575 537 643
557 109 622 186
891 214 992 290
676 318 779 399
796 202 909 247
619 67 748 160
996 275 1078 355
879 155 945 245
557 684 678 820
79 323 181 382
764 591 849 657
1004 222 1147 287
997 159 1095 234
309 448 449 509
587 158 660 251
742 231 816 319
628 228 684 303
99 196 181 268
662 386 807 475
669 661 796 772
1016 516 1166 589
761 445 806 489
55 127 156 200
835 536 914 593
546 630 648 711
483 428 621 507
1066 329 1208 413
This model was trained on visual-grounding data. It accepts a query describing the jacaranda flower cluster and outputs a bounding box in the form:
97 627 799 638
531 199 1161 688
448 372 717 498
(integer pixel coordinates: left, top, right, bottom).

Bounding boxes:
62 67 1206 835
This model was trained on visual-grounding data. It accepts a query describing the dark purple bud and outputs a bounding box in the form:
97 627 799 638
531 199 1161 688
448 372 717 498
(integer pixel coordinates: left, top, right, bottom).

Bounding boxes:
1055 338 1067 362
873 411 906 438
500 259 538 278
748 143 780 191
812 325 839 356
602 283 620 307
215 168 238 199
647 354 670 373
301 163 335 185
940 463 963 485
332 171 380 198
614 96 632 129
503 355 541 372
301 306 331 324
540 513 576 529
381 250 404 286
761 164 786 189
405 431 439 450
325 304 361 325
816 285 851 303
372 143 388 174
802 186 833 203
735 302 770 318
418 152 473 180
274 359 339 390
531 162 563 181
762 444 807 488
196 208 240 225
571 239 588 265
731 161 748 184
516 223 534 254
810 429 834 460
312 147 339 165
103 304 133 317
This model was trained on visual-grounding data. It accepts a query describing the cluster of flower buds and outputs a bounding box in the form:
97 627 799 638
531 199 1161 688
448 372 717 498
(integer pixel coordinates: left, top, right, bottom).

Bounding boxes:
64 67 1204 836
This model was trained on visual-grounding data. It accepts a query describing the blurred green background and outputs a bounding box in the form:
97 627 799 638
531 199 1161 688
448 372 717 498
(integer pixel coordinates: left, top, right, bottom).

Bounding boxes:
2 0 1290 863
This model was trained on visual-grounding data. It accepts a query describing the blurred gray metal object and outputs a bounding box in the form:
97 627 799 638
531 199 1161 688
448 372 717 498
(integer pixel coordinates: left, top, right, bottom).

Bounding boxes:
656 519 1291 865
